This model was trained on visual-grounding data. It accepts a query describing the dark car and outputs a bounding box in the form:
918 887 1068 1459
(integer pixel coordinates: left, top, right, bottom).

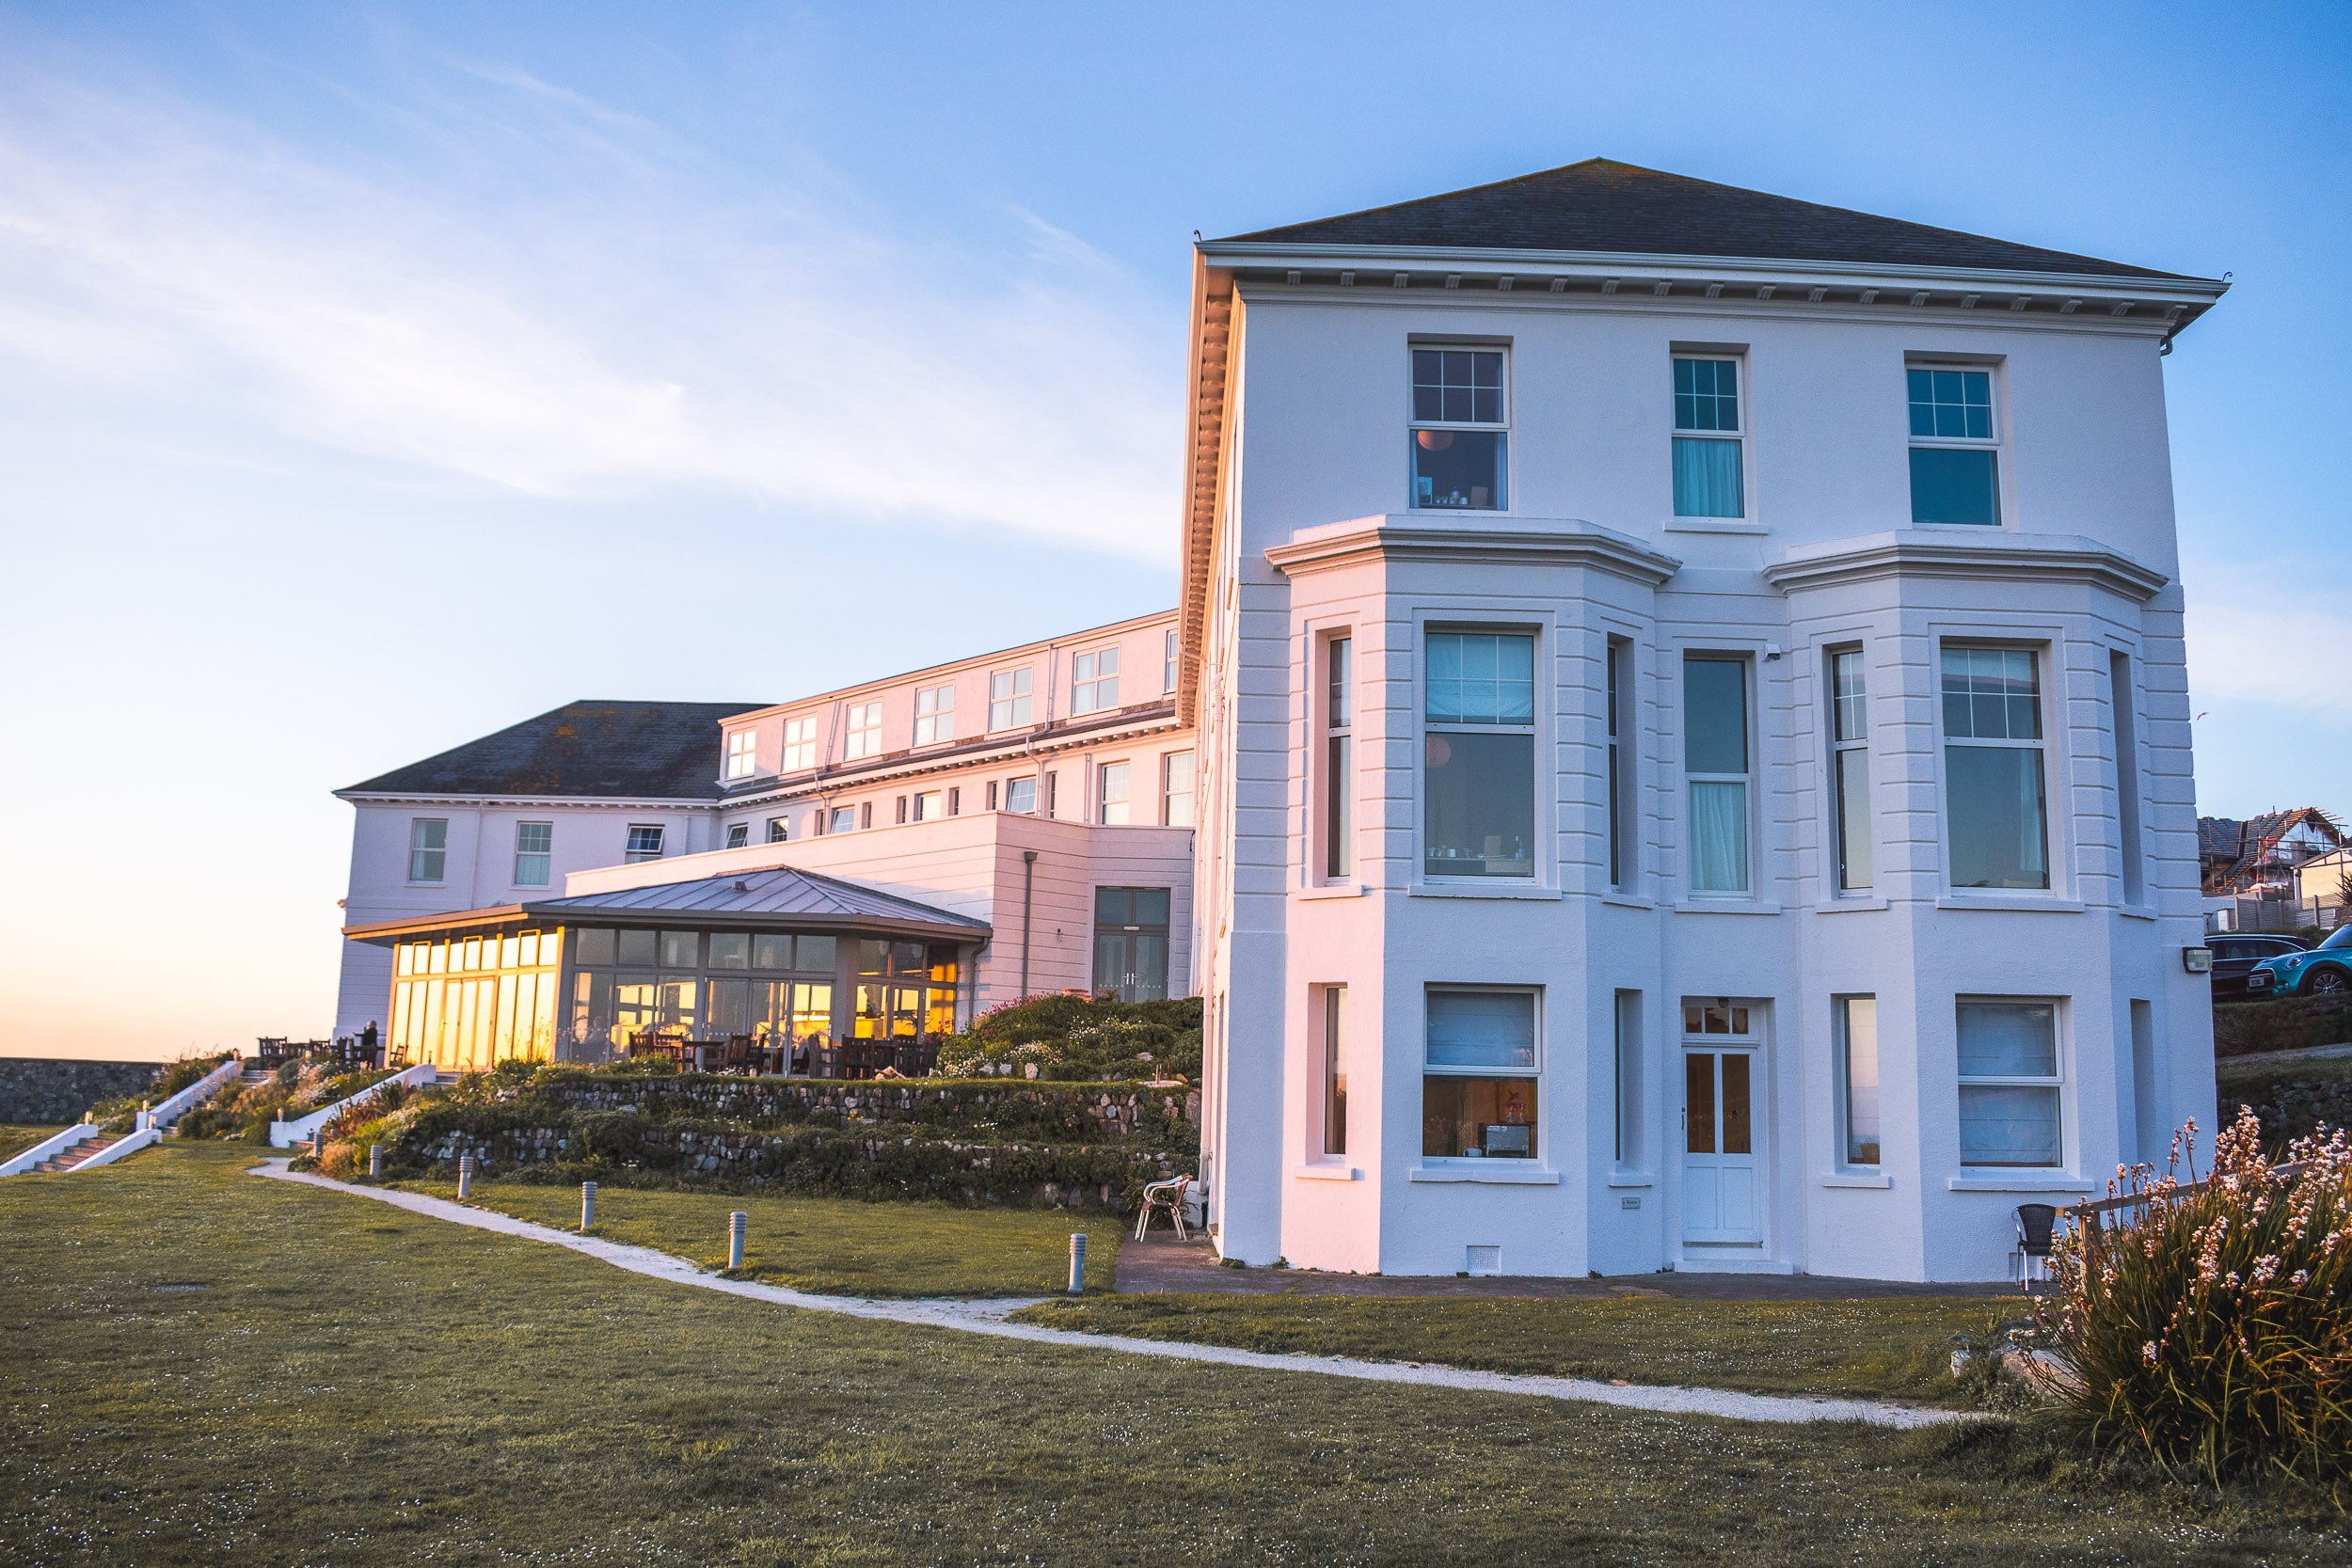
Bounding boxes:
2207 933 2312 999
2248 926 2352 998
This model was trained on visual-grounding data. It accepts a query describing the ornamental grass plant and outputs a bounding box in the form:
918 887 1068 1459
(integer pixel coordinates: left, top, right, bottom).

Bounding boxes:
2041 1108 2352 1500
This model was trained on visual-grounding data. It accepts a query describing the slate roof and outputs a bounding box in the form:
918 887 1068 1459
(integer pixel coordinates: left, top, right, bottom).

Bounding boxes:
527 864 989 937
2197 809 2345 895
1221 159 2201 281
341 701 770 800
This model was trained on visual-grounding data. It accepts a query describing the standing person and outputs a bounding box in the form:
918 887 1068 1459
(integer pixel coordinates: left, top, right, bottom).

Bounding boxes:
360 1020 379 1065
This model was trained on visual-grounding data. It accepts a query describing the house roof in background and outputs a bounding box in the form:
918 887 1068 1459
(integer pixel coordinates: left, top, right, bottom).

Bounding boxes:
340 701 771 800
2197 809 2345 893
528 864 989 937
1221 159 2204 282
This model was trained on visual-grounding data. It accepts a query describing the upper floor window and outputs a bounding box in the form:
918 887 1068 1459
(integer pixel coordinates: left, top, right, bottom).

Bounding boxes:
513 821 552 887
1908 367 2000 527
1162 751 1195 828
1097 761 1131 824
843 702 882 760
724 728 758 780
914 684 954 746
1005 776 1038 815
1164 629 1180 693
766 816 788 844
1073 648 1120 715
1942 645 2048 890
407 818 448 883
1829 646 1873 892
624 824 665 863
1410 348 1506 511
1683 655 1750 895
781 716 818 771
725 822 750 849
989 668 1032 731
1323 635 1353 880
1672 357 1744 518
1606 640 1629 890
914 789 943 822
1423 630 1534 879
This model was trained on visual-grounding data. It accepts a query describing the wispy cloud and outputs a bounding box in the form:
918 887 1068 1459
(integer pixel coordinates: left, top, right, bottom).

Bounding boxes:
2185 558 2352 721
0 56 1183 558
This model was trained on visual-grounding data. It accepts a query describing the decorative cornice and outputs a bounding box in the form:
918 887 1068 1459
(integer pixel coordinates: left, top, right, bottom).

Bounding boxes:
1761 530 2170 602
333 791 712 811
1265 515 1682 587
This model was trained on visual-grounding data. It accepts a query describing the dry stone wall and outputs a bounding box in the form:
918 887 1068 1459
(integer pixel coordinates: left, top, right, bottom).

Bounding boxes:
0 1058 165 1125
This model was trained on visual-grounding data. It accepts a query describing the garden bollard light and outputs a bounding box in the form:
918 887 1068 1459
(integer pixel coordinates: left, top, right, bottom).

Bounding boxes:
312 1129 325 1159
1068 1232 1088 1294
368 1145 382 1179
728 1211 747 1270
458 1154 475 1200
581 1181 597 1231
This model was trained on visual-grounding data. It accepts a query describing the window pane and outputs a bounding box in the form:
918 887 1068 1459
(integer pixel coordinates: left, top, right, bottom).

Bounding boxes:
796 934 836 973
1422 1076 1538 1159
1946 746 2049 889
1426 633 1534 724
707 933 750 970
1957 1001 2058 1077
1909 448 2000 526
751 933 792 970
1426 990 1536 1070
1671 436 1743 517
1832 650 1867 742
1685 1053 1715 1154
617 929 658 967
1412 429 1505 510
1842 997 1881 1164
1423 730 1534 878
1959 1085 2061 1165
1722 1052 1753 1154
576 927 616 966
1941 647 2040 741
657 930 697 969
1835 748 1874 890
1689 781 1750 894
1682 657 1746 775
1673 358 1738 432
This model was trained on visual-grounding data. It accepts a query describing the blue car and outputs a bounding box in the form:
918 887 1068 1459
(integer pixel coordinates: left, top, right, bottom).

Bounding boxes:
2247 925 2352 998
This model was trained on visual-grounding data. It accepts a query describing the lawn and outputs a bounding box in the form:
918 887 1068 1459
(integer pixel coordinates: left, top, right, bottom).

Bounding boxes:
1010 1292 2000 1404
2 1142 2345 1565
391 1173 1121 1296
0 1124 69 1162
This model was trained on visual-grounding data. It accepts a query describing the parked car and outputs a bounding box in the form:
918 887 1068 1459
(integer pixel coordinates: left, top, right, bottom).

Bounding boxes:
2247 926 2352 998
2207 934 2312 999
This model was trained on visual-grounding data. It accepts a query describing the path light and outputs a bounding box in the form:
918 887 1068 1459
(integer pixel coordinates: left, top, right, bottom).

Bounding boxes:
1068 1233 1088 1294
728 1211 748 1270
458 1154 475 1200
581 1180 597 1231
369 1146 382 1179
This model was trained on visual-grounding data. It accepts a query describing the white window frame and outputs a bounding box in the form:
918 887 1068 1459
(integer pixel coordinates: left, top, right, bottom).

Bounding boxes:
1827 643 1873 895
1681 652 1754 898
765 816 788 844
1670 354 1746 520
843 702 883 760
1005 776 1038 816
1937 640 2054 895
989 668 1033 732
914 790 943 822
407 817 449 884
914 684 955 747
1407 343 1510 514
624 824 665 863
1417 620 1543 886
1835 994 1880 1169
781 716 818 772
1319 631 1353 883
513 820 552 888
723 728 758 780
1955 996 2068 1171
828 806 856 835
1605 637 1631 892
1318 985 1348 1159
725 822 750 848
1421 985 1543 1164
1072 647 1120 715
1906 361 2006 529
1096 760 1130 825
1161 752 1195 829
1164 628 1180 694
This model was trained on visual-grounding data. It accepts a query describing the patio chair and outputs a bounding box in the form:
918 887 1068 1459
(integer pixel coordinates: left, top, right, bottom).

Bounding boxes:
1134 1174 1192 1242
2014 1203 2058 1291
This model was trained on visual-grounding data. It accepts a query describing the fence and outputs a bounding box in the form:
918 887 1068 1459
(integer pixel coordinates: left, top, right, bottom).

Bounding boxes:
2212 897 2349 935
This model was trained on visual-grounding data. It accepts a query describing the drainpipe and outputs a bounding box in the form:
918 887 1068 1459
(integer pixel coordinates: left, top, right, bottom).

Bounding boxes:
1019 849 1040 999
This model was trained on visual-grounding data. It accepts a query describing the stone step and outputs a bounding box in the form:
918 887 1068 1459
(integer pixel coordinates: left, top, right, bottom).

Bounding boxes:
37 1136 123 1174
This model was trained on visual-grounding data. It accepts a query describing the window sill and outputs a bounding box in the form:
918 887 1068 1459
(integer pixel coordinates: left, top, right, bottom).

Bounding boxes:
1821 1172 1893 1189
1409 883 1562 901
1408 1164 1563 1185
2119 904 2158 923
1935 895 2085 914
1606 1170 1654 1190
1671 899 1782 916
1293 1164 1362 1181
1599 894 1655 911
1295 883 1370 901
1947 1174 2095 1194
1661 516 1767 535
1814 896 1889 914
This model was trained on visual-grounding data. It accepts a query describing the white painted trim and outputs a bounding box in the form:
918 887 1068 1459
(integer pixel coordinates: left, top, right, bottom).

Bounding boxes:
1947 1175 2095 1194
1293 1164 1362 1181
1821 1173 1893 1190
71 1127 160 1169
139 1057 243 1132
270 1063 439 1148
0 1124 97 1177
1935 895 2087 914
1407 1164 1562 1185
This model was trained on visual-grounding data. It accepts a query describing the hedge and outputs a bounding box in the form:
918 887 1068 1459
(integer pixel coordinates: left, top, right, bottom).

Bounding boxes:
2212 994 2352 1059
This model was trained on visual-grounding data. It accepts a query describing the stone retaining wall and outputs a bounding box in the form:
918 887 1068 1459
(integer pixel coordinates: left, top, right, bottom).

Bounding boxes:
544 1075 1200 1144
0 1058 165 1125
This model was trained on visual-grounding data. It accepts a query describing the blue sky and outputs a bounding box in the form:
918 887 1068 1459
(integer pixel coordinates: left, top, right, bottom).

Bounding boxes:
3 1 2346 1057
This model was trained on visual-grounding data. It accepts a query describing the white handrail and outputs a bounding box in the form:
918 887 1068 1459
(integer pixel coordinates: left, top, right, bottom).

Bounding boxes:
0 1124 99 1178
71 1127 160 1170
137 1055 245 1132
269 1063 438 1148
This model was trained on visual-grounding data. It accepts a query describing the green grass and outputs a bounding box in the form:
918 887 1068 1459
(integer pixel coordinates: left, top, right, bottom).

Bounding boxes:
0 1124 70 1163
1009 1292 1999 1404
392 1173 1121 1296
3 1142 2346 1565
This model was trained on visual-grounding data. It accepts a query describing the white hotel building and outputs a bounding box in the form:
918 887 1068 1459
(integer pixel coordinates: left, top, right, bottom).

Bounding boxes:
338 161 2226 1283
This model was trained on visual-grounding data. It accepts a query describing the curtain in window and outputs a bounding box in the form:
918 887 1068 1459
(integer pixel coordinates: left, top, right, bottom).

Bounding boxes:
1959 1085 2061 1165
1672 436 1743 518
1689 781 1749 894
1426 991 1536 1069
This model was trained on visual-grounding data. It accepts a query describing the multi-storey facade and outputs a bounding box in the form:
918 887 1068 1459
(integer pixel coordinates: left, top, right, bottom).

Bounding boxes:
336 159 2230 1283
1183 160 2226 1283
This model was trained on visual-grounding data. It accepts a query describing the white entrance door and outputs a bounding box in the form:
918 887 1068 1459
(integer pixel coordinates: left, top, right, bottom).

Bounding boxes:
1682 1048 1762 1245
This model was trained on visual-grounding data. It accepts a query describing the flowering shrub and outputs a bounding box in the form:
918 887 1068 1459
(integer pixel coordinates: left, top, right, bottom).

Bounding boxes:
2041 1109 2351 1497
934 995 1201 1081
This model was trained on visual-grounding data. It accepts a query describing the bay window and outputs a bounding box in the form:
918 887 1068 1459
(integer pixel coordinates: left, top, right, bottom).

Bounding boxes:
1957 1000 2063 1167
1323 635 1352 880
1321 987 1347 1158
1422 990 1539 1159
1837 995 1881 1166
1942 645 2049 890
1423 630 1535 879
1829 646 1873 891
1683 655 1750 895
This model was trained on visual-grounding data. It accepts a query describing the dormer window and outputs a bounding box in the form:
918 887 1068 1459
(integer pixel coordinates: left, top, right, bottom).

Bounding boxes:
844 701 882 760
1410 348 1507 511
1072 647 1120 715
914 684 954 746
724 728 757 780
781 716 818 771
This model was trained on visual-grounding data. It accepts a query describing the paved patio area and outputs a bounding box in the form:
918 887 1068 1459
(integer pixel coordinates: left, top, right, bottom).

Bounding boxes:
1115 1231 2018 1301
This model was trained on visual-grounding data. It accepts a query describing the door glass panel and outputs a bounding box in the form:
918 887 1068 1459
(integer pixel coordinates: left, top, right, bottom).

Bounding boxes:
1722 1053 1752 1154
1685 1053 1715 1154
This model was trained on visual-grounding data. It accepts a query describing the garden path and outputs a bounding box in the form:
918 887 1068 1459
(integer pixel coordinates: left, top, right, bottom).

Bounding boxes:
251 1160 1964 1430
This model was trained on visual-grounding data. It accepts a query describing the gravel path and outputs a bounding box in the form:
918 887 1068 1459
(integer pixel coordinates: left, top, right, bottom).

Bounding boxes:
251 1161 1964 1430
